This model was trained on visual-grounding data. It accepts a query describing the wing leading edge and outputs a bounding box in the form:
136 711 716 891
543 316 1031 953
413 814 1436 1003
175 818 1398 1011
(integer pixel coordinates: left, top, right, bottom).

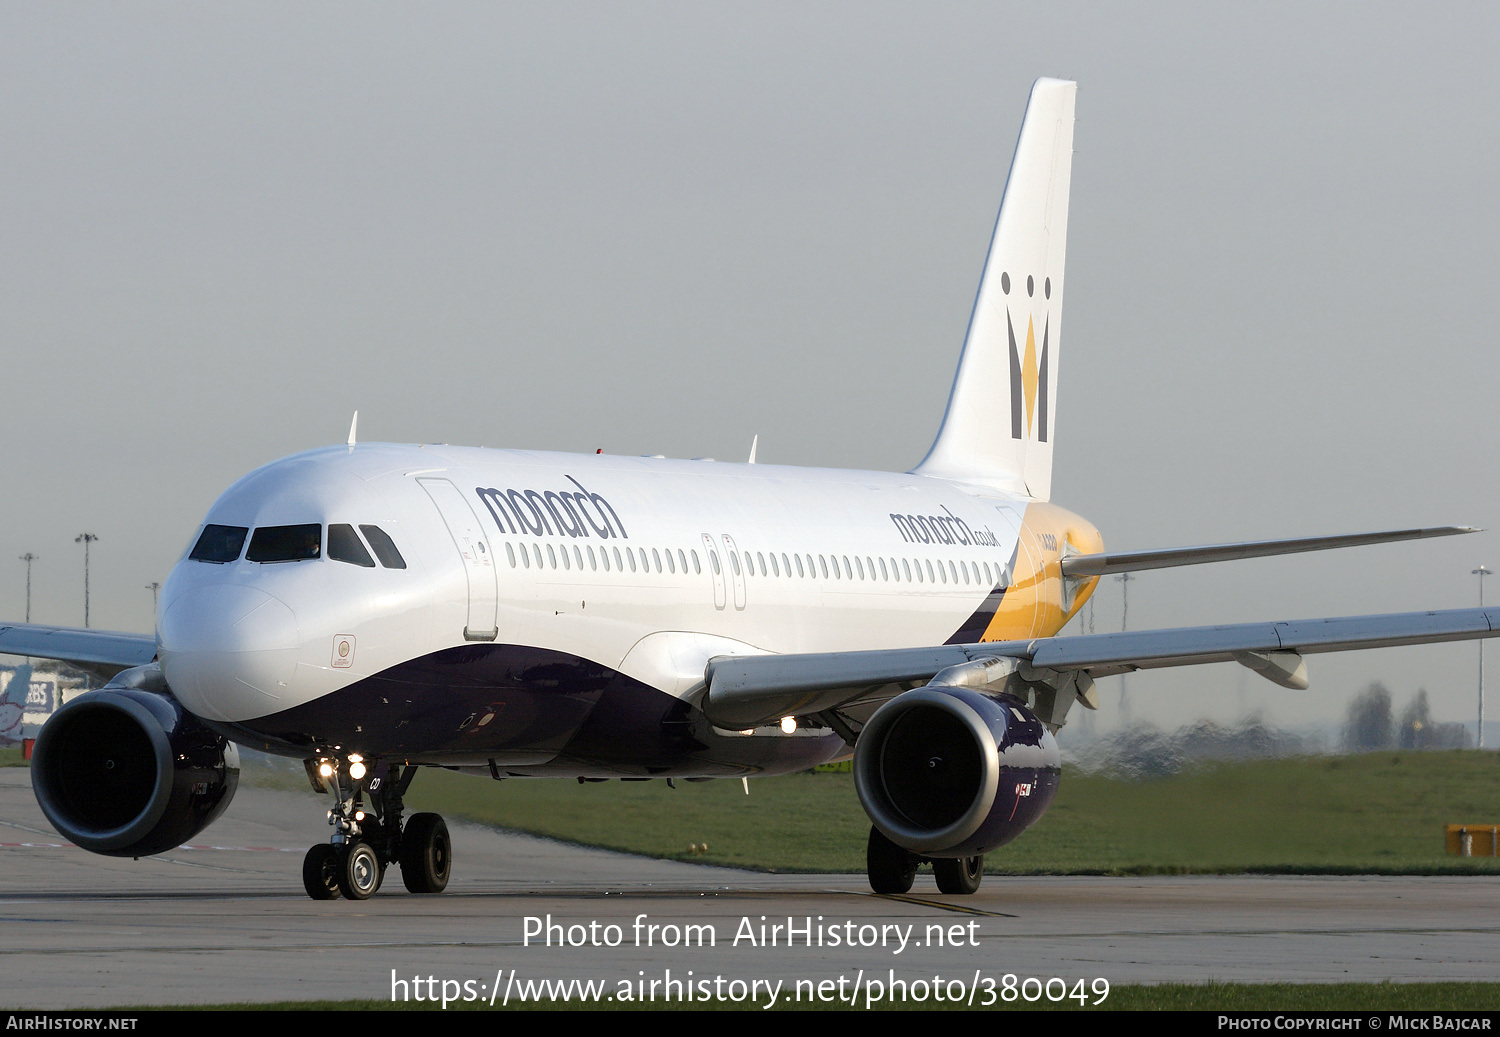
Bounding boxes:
702 607 1500 730
0 623 156 683
1059 526 1476 578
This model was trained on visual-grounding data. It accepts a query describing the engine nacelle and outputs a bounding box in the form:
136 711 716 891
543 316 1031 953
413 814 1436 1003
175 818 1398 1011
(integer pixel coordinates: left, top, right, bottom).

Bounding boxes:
31 684 239 857
853 686 1059 858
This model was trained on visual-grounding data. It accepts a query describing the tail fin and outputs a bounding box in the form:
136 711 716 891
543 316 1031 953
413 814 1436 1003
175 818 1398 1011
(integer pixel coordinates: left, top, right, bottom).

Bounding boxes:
914 78 1075 500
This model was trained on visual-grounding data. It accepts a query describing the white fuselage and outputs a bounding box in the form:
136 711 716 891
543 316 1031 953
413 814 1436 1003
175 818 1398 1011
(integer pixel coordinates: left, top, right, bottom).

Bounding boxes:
155 443 1099 776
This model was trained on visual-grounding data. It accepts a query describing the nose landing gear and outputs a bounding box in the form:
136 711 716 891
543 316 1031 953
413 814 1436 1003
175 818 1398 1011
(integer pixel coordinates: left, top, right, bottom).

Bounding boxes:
299 759 452 901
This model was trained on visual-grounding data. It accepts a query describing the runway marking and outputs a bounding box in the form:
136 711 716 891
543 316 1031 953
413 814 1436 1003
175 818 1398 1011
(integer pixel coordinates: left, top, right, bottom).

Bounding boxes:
865 892 1017 917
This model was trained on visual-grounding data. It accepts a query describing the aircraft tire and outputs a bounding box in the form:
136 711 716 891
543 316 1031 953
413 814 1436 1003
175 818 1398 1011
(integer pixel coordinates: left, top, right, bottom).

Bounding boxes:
337 841 382 900
302 844 342 901
866 826 917 894
933 854 984 895
400 813 452 894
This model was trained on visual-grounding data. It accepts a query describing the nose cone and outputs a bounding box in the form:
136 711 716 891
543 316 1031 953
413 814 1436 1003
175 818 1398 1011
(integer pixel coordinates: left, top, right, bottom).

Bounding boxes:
158 584 301 723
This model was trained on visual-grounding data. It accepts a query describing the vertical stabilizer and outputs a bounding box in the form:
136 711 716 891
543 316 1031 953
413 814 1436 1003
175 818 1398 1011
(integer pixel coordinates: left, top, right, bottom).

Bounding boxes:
914 78 1075 500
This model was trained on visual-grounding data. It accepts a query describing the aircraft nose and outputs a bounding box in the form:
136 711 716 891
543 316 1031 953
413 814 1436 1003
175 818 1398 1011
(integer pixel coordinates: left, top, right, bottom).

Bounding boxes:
158 584 300 723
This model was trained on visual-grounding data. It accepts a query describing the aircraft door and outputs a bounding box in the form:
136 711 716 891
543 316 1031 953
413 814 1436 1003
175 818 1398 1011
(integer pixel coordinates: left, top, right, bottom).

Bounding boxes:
418 478 500 641
701 534 726 610
722 535 747 610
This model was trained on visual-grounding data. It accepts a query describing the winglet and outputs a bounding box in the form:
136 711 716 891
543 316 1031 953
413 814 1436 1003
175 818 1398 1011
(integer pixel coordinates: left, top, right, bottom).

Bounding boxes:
748 434 758 465
347 411 358 449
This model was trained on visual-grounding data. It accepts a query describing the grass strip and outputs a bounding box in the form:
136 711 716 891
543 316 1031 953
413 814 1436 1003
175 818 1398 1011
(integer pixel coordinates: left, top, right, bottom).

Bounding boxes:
401 751 1500 875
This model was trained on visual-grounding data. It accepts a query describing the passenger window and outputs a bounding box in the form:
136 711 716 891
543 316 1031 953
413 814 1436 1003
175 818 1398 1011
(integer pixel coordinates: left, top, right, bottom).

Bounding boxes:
613 547 624 571
948 560 958 584
816 555 827 579
359 526 407 569
879 557 889 581
506 543 517 568
925 560 936 583
756 552 766 576
729 552 741 576
795 554 805 578
533 544 543 568
548 544 558 569
247 524 322 563
842 556 852 580
678 548 688 573
328 524 376 567
560 544 570 570
588 546 598 571
781 553 791 577
709 551 721 575
520 543 530 568
769 553 779 577
628 549 637 573
692 550 701 574
666 550 676 574
652 548 662 573
190 524 248 563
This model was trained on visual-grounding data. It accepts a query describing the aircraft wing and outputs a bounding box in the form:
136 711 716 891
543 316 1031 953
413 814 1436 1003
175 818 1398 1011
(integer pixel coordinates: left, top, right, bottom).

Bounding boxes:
1059 526 1476 578
0 623 156 683
701 607 1500 730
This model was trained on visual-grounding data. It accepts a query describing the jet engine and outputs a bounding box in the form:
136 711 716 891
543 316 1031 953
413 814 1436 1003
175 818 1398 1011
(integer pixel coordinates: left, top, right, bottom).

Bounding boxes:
31 673 239 858
853 681 1059 858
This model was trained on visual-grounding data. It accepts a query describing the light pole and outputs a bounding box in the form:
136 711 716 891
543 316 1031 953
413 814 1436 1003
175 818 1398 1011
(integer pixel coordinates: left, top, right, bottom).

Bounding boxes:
146 581 160 615
1474 565 1492 749
74 533 98 628
1116 571 1135 722
18 553 36 623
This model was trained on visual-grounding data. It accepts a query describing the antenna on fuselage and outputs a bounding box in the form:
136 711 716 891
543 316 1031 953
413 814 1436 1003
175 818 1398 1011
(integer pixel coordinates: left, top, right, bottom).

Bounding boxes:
747 434 758 464
347 411 358 450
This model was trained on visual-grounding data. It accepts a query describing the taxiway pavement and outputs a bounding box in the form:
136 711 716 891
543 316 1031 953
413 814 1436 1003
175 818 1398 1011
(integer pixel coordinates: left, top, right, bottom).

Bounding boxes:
1 769 1495 1008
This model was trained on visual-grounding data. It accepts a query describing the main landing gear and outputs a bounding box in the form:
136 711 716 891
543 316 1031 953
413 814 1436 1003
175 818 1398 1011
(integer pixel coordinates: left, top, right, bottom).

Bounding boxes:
301 758 452 901
866 826 985 896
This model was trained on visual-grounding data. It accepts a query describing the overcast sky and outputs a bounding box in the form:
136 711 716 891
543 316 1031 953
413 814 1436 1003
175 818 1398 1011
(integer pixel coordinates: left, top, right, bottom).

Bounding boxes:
2 3 1497 737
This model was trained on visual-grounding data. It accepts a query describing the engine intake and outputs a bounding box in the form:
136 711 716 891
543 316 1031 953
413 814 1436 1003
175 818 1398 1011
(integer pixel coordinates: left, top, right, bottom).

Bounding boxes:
854 686 1059 857
31 684 239 857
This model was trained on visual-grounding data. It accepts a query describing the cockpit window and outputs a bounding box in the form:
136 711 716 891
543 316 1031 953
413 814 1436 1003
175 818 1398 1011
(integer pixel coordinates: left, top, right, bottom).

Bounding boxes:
327 524 376 567
359 525 407 569
246 524 322 563
189 524 248 563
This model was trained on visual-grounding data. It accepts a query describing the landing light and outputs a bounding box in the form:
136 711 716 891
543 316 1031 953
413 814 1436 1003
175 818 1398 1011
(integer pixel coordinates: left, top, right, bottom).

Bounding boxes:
780 717 797 734
318 762 334 778
349 761 367 780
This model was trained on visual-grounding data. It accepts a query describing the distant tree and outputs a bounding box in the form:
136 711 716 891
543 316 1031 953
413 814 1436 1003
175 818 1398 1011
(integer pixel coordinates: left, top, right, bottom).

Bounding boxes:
1397 688 1473 750
1343 682 1393 751
1398 689 1433 749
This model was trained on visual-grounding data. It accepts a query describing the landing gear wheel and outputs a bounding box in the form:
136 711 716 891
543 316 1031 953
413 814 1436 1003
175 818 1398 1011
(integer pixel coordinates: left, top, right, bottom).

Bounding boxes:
302 844 342 901
400 812 452 894
933 854 984 895
337 840 382 900
866 826 917 894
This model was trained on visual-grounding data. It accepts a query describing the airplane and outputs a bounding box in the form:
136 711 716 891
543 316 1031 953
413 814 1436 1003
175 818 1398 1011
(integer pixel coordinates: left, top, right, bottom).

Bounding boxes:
4 77 1497 902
